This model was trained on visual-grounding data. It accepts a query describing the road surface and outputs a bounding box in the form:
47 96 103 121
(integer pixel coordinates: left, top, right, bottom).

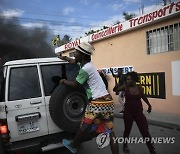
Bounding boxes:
42 117 180 154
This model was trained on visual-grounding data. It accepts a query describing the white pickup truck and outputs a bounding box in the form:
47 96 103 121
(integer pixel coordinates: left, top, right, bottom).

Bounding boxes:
0 58 88 154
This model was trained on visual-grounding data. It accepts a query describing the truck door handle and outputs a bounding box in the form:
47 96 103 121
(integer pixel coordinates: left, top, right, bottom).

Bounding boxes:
15 112 41 122
30 101 42 105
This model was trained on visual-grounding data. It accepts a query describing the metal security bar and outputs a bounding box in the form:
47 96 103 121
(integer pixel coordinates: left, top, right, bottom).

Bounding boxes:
146 22 180 54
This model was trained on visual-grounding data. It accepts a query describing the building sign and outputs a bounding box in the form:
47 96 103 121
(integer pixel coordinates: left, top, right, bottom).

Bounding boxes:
55 1 180 54
138 72 166 99
129 2 180 28
64 39 80 50
99 66 134 75
91 24 123 41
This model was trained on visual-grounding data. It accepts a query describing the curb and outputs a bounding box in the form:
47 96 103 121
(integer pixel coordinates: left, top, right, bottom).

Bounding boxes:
114 113 180 131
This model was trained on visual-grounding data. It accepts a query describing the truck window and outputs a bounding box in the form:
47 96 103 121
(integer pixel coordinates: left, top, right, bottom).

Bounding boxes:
41 64 63 96
8 66 41 101
65 63 80 81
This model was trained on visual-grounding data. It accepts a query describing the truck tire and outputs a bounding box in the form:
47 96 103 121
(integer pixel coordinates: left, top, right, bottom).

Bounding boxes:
49 84 88 132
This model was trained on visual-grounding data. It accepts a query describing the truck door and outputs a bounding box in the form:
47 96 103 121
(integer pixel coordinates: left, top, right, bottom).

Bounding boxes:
5 64 48 142
40 63 63 134
40 63 79 134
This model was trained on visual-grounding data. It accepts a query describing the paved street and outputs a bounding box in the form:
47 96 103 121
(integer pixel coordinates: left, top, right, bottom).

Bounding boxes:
43 117 180 154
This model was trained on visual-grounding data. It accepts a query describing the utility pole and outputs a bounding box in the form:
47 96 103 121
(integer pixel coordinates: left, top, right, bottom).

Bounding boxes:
163 0 171 6
139 3 144 15
163 0 167 5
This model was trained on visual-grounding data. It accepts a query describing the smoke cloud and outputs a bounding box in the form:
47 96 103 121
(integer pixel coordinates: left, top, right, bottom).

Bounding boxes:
0 16 56 64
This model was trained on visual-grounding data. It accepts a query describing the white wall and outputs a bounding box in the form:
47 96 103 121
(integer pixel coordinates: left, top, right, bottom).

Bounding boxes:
172 61 180 96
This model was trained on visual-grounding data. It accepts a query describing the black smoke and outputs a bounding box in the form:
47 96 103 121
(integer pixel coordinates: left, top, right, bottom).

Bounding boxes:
0 16 56 64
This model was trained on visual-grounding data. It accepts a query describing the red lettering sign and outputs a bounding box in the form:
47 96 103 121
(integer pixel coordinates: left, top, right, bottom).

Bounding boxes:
129 2 179 28
64 39 80 50
176 2 180 11
91 24 123 41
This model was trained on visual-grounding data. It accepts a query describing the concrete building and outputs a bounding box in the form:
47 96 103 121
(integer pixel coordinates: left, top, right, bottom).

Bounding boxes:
55 1 180 115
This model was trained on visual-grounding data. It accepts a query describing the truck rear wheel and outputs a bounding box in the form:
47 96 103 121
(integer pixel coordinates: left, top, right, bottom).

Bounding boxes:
49 84 88 132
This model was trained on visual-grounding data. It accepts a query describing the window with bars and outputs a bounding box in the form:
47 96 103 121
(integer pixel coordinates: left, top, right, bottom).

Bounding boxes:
146 22 180 54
